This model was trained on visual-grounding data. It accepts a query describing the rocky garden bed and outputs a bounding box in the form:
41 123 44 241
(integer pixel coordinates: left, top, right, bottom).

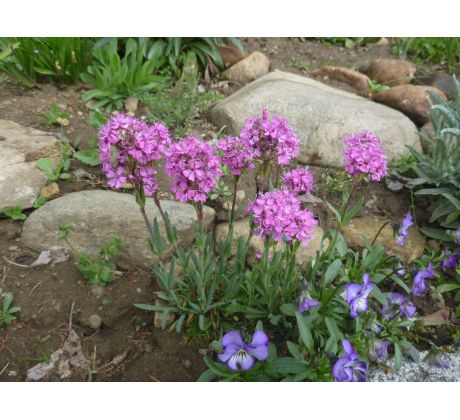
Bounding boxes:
0 37 459 382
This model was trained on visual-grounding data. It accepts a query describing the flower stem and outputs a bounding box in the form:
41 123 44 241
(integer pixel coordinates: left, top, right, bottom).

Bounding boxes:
229 175 240 228
153 192 168 227
139 206 155 245
371 221 390 247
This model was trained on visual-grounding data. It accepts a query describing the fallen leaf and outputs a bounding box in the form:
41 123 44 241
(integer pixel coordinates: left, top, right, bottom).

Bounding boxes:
420 307 458 327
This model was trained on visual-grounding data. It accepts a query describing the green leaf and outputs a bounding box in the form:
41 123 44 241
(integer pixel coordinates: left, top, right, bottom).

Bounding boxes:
436 284 460 293
394 342 402 372
295 312 314 354
74 150 100 166
322 259 342 286
36 157 54 173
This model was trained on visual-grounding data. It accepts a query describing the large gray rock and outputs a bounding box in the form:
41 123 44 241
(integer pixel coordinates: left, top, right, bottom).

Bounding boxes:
210 71 421 168
22 190 215 268
0 120 60 212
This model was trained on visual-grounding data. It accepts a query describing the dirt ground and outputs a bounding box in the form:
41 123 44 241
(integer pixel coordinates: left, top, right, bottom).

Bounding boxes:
0 38 451 382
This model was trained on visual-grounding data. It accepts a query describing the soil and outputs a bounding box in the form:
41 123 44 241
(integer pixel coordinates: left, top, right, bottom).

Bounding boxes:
0 37 453 382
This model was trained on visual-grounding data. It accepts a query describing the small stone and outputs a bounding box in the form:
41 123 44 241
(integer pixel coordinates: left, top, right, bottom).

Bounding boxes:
91 286 106 298
124 97 138 113
40 182 60 200
222 51 269 85
342 215 425 264
183 359 192 369
217 45 246 68
55 117 69 127
8 371 17 377
311 66 370 94
8 245 18 251
368 59 416 86
373 85 447 126
88 314 102 330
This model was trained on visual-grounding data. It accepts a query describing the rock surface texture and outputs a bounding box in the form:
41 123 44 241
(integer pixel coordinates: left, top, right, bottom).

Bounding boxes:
210 72 421 168
373 85 448 126
22 190 215 268
222 52 270 85
368 59 416 86
0 120 60 212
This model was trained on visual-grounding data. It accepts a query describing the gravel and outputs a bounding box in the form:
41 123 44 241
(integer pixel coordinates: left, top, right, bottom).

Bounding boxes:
369 348 460 382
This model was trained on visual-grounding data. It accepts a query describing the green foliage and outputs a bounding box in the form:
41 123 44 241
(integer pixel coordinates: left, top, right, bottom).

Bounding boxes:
32 195 46 209
43 103 70 127
289 59 311 73
2 204 27 221
392 37 460 73
390 154 417 175
73 111 107 167
405 77 460 238
143 52 222 137
81 38 166 112
58 223 122 286
0 293 21 325
0 37 94 86
368 79 389 94
147 37 243 77
320 168 352 194
36 138 73 182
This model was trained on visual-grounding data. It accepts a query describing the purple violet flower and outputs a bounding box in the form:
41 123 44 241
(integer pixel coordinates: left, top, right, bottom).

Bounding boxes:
283 167 314 195
344 273 374 318
381 293 416 319
298 295 321 314
412 263 436 297
441 252 460 270
247 190 318 246
396 212 414 246
333 339 367 382
240 108 300 166
217 330 269 371
370 340 392 362
343 131 388 181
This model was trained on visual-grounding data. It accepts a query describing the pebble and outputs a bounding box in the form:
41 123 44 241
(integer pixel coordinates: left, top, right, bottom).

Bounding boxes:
183 359 192 369
8 245 19 251
91 286 106 298
88 314 102 330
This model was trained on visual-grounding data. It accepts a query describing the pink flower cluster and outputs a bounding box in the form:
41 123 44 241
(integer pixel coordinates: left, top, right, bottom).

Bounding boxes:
99 114 171 196
343 131 388 181
240 108 299 166
216 136 255 176
248 190 317 246
165 136 222 203
283 167 314 195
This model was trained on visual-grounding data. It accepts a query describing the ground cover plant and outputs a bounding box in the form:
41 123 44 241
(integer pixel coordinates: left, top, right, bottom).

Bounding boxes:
90 106 459 382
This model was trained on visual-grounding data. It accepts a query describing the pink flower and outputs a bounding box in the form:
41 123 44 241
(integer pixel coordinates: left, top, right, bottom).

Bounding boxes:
343 131 388 181
99 113 171 196
240 108 299 166
247 190 317 246
283 167 314 195
216 136 255 176
165 136 222 203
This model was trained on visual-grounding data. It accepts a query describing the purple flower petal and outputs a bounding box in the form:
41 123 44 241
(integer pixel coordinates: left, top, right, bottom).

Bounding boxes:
227 351 255 371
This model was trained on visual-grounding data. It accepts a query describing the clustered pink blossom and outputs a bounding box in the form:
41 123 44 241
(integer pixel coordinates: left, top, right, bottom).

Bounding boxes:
240 108 300 166
343 131 388 181
165 136 222 203
283 167 314 195
216 136 255 176
247 190 317 246
99 113 171 196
